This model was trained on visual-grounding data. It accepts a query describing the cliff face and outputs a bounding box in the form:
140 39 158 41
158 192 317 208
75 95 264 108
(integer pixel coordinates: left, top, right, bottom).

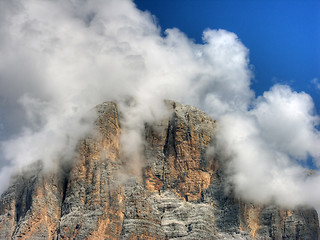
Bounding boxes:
0 101 319 239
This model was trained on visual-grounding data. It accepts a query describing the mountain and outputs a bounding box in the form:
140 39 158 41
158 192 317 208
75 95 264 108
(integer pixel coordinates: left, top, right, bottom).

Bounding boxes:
0 101 319 239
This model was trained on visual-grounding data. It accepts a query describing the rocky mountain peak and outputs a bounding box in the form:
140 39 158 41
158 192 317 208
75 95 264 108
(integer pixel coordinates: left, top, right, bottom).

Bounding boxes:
0 101 318 239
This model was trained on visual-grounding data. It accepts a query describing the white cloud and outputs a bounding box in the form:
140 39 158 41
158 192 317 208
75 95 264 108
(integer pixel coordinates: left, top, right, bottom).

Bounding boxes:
251 85 320 162
215 85 320 209
0 0 252 177
312 78 320 90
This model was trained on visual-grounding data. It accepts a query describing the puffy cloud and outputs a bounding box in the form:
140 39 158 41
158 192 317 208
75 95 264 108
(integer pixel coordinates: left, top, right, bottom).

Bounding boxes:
215 85 320 210
251 85 320 162
0 0 252 188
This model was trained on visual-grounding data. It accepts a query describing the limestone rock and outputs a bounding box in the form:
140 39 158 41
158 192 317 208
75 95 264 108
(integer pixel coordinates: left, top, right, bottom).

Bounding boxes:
0 101 318 239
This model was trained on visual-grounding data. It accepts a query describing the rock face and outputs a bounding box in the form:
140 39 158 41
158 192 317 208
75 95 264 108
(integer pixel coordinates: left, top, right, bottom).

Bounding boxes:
0 101 319 239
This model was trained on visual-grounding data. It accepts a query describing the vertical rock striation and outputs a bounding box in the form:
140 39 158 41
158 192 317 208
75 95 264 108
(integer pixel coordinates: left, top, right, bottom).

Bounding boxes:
0 101 319 239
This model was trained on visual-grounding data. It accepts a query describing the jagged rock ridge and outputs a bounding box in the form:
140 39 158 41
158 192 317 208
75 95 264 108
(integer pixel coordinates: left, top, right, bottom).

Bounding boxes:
0 101 319 239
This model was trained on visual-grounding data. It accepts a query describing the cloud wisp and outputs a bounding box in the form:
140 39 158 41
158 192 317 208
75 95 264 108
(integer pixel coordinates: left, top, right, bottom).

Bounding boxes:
1 0 320 213
312 78 320 90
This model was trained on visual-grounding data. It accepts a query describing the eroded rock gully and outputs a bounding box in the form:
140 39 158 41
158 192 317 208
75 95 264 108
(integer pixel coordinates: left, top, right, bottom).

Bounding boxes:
0 101 318 239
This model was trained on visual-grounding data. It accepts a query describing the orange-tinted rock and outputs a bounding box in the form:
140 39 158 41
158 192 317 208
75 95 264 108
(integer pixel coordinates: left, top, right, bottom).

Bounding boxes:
0 101 318 239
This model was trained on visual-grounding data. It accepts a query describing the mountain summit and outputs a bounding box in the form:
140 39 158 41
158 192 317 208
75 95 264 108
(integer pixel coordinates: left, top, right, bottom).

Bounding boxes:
0 101 318 239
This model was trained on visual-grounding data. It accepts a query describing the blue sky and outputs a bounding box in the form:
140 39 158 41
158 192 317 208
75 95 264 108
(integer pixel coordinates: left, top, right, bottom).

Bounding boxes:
134 0 320 111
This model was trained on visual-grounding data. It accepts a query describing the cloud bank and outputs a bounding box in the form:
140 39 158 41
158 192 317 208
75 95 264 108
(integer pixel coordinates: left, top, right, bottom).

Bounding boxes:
215 84 320 208
1 0 320 213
